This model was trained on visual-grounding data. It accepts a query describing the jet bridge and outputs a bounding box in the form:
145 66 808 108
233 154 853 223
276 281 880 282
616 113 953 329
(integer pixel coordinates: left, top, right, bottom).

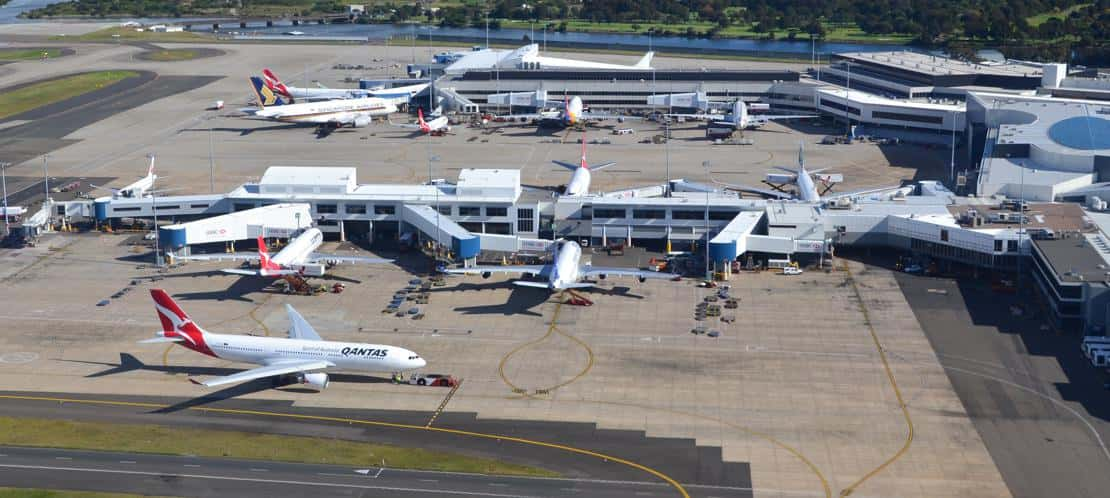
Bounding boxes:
401 204 479 259
708 211 765 263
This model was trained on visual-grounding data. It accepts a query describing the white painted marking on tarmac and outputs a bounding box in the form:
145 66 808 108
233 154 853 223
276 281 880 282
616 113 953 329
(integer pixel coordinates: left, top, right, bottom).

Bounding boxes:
355 469 371 475
249 468 269 472
183 464 200 468
54 457 71 461
0 463 541 497
0 454 7 457
420 479 439 483
119 460 136 464
744 344 869 358
488 483 508 487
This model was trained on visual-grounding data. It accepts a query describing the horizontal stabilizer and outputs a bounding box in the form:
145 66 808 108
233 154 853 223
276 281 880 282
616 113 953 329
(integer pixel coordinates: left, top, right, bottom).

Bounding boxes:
138 336 184 344
512 281 553 289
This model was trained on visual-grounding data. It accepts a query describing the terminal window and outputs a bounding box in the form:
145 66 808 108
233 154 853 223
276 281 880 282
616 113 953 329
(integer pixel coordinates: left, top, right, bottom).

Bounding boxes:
486 207 508 217
438 205 452 215
672 210 704 220
633 209 665 219
317 204 338 214
872 110 943 125
459 206 481 216
593 208 627 219
345 204 367 214
374 205 395 215
709 211 741 220
517 208 534 232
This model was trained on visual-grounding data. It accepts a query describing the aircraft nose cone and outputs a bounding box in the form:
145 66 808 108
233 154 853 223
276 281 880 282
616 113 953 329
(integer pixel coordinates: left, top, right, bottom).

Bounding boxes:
415 358 427 368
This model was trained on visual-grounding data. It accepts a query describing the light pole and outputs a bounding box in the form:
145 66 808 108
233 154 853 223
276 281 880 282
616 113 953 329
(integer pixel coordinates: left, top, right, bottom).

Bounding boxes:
949 108 957 185
844 62 852 139
42 154 50 201
664 120 671 196
703 160 711 282
208 123 216 193
1 161 10 237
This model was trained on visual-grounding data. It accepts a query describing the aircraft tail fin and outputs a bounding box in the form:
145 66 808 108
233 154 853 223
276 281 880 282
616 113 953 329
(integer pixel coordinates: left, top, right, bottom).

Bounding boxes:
261 68 294 100
249 76 288 109
257 236 281 272
147 154 156 179
635 51 655 69
580 135 588 169
418 108 429 132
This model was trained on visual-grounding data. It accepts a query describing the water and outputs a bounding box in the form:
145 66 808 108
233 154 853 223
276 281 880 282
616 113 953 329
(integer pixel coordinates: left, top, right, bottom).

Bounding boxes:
0 0 59 23
198 22 905 58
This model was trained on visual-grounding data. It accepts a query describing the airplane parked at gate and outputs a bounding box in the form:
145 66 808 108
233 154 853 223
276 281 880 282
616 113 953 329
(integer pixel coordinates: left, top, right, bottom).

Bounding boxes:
489 94 637 128
555 137 614 196
716 144 903 203
260 68 428 106
91 155 157 199
443 239 674 290
652 94 815 131
176 229 392 277
141 289 425 388
246 77 396 128
390 108 451 135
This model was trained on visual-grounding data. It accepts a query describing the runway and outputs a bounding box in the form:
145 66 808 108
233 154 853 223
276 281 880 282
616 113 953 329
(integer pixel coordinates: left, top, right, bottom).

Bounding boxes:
0 392 753 498
0 446 745 497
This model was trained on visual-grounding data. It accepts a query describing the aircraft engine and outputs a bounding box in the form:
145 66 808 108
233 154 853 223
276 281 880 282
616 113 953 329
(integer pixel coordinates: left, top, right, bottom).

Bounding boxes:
598 274 607 280
638 275 647 283
481 271 492 279
299 372 329 390
766 173 796 184
351 116 373 128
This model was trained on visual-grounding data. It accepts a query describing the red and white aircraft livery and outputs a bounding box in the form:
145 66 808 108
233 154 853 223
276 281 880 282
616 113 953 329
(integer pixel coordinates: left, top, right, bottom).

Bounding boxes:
553 137 615 197
177 228 391 277
141 289 426 389
390 108 450 135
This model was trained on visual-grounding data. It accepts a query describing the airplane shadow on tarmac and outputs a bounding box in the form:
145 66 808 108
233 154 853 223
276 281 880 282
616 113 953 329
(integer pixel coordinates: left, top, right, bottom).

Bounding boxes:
430 281 644 316
63 353 390 413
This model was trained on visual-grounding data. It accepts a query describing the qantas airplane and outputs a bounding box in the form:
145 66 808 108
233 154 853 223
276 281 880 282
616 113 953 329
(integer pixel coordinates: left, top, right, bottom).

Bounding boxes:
444 239 674 290
554 137 614 196
176 229 392 277
141 289 425 388
390 108 451 135
91 155 157 199
246 77 397 128
261 68 429 106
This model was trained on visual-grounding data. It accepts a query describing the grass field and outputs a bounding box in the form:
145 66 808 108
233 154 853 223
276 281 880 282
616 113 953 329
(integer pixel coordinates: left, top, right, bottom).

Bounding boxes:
1027 3 1091 27
0 48 61 61
0 489 165 498
0 416 556 477
501 19 914 44
0 70 140 120
60 27 209 43
144 49 200 61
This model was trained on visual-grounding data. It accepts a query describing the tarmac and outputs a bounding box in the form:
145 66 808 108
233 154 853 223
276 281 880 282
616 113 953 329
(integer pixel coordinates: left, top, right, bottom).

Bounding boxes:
0 38 1009 498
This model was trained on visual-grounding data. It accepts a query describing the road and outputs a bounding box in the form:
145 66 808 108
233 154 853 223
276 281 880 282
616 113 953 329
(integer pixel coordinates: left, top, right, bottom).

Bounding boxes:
895 271 1110 498
0 445 742 497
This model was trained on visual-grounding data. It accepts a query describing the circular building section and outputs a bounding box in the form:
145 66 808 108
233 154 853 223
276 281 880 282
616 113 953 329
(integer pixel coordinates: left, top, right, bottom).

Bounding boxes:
1047 116 1110 151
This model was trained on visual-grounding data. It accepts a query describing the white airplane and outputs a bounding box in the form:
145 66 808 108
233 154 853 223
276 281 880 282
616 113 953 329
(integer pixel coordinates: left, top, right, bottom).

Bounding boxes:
91 155 157 199
554 137 614 196
444 239 674 290
652 95 815 130
717 144 899 203
390 108 451 135
490 94 636 128
247 77 397 128
445 44 653 74
176 229 392 277
141 289 425 389
261 68 429 106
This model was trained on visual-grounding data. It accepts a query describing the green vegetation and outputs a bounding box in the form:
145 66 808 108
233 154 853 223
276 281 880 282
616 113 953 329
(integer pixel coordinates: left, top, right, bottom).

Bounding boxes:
0 488 165 498
0 48 61 61
144 49 200 61
0 416 557 477
0 70 140 120
1026 2 1093 26
60 26 208 43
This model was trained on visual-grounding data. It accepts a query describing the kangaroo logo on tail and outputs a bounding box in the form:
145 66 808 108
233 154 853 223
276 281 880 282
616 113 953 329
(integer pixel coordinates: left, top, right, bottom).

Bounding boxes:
150 289 214 356
257 236 282 272
262 68 294 101
418 108 430 133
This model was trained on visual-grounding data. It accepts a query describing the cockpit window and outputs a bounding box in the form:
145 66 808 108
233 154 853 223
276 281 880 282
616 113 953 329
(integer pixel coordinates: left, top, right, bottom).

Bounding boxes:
408 355 420 360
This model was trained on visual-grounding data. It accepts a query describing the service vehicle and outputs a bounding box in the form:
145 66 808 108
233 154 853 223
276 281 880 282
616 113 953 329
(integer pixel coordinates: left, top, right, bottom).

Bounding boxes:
409 373 459 387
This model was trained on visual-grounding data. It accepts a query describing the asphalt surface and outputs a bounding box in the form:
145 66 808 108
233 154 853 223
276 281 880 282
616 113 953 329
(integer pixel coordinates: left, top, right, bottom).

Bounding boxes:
894 267 1110 498
0 392 752 497
0 445 741 498
0 71 221 165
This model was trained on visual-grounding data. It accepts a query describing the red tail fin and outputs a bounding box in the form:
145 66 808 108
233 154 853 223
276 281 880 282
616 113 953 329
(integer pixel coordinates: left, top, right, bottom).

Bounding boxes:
418 108 430 132
149 289 214 357
580 135 588 169
258 236 280 271
262 68 293 100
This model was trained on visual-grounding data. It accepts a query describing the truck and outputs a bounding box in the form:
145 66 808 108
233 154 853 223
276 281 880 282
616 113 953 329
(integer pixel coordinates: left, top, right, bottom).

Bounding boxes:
705 125 735 139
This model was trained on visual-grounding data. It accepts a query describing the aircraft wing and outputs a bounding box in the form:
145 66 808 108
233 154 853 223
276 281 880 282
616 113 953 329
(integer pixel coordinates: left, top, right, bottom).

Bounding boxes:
88 184 121 194
581 111 641 122
445 265 548 276
285 304 323 341
582 267 676 280
176 253 258 263
715 181 792 200
306 253 393 265
552 160 579 171
752 114 818 123
189 359 333 388
590 161 617 171
221 268 301 277
494 113 547 121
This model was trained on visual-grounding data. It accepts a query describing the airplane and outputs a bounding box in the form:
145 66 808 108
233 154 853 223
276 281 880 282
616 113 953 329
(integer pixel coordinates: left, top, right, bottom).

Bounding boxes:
261 68 429 106
444 43 653 74
488 94 637 128
141 289 425 389
91 155 157 199
443 239 675 291
389 108 451 135
717 144 901 203
554 137 614 196
650 94 815 130
175 228 392 277
246 77 397 128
